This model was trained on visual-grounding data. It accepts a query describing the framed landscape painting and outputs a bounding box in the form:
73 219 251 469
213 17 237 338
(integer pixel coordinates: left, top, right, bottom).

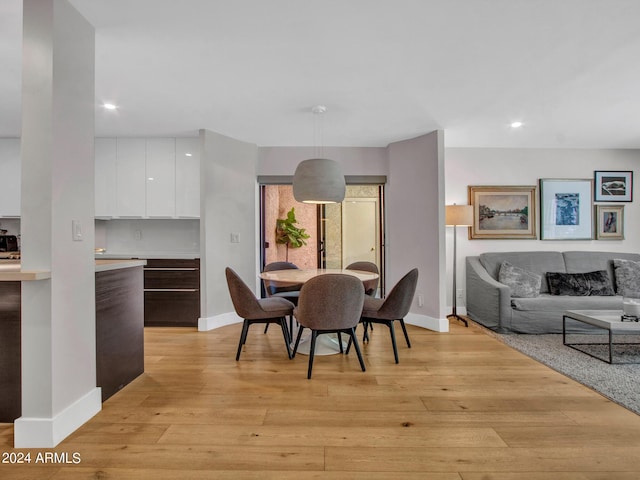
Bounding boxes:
468 185 537 239
594 170 633 202
596 205 624 240
540 178 593 240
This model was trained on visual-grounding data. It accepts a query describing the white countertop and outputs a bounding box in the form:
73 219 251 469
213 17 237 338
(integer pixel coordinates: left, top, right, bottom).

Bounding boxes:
95 252 200 260
0 259 146 281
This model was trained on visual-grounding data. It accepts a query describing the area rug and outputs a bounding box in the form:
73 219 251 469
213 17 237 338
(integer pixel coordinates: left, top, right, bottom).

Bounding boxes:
492 331 640 415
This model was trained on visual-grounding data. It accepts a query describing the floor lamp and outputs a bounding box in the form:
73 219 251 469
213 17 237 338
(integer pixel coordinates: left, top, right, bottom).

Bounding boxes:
446 204 473 327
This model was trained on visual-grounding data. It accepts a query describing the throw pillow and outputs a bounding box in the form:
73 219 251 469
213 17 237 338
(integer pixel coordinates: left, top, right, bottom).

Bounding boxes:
613 258 640 296
498 261 541 298
546 271 614 296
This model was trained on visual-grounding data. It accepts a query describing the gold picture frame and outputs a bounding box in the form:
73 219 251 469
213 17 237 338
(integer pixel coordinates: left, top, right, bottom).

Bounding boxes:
468 185 537 239
596 205 624 240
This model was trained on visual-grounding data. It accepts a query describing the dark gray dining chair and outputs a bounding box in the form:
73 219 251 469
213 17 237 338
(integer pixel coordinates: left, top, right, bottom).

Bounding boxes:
346 261 379 297
292 274 366 379
262 261 302 334
349 268 418 364
262 261 303 304
225 267 294 361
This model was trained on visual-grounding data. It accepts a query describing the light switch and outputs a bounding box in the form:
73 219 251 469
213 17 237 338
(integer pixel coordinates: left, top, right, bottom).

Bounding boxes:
72 220 83 241
230 233 240 243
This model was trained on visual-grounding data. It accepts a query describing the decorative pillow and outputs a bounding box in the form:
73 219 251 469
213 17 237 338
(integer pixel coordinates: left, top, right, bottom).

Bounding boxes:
613 258 640 296
546 271 614 296
498 261 541 298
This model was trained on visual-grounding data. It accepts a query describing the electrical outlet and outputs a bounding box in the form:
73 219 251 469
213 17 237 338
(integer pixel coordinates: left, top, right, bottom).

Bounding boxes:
417 294 424 307
134 230 142 241
456 289 464 301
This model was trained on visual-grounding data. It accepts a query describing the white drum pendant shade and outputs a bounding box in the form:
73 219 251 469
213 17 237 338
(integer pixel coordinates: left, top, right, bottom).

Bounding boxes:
293 158 346 204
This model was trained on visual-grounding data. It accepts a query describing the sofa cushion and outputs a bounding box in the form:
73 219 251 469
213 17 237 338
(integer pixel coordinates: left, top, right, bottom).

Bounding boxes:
613 258 640 296
479 251 565 294
563 251 640 293
546 271 615 296
511 294 622 312
498 261 541 298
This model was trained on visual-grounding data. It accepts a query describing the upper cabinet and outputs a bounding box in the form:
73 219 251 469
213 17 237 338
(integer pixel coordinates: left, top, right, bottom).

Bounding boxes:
95 137 200 219
146 138 176 217
0 139 21 217
95 138 117 218
116 138 147 217
175 138 200 218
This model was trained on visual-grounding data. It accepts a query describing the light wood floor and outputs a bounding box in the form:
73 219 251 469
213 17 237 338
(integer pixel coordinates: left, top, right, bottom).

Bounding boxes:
2 320 640 479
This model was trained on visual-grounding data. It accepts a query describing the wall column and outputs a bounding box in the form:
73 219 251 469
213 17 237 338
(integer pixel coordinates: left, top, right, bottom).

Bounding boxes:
386 131 448 332
15 0 100 447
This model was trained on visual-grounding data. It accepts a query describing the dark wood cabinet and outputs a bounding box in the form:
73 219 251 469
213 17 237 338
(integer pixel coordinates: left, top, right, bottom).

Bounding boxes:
0 281 21 422
144 258 200 327
96 266 144 402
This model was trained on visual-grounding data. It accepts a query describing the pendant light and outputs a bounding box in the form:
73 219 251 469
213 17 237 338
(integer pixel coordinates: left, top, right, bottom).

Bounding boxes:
293 105 346 204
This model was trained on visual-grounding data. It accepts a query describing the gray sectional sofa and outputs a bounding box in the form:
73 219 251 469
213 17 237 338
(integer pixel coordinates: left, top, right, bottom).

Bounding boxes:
465 251 640 334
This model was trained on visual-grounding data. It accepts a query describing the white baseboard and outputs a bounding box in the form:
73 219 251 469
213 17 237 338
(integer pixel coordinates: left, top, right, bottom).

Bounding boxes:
198 312 242 331
198 311 452 333
14 387 102 448
405 312 449 332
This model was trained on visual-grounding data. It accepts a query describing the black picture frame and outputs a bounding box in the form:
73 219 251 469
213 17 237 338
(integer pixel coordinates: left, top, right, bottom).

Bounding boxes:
594 171 633 202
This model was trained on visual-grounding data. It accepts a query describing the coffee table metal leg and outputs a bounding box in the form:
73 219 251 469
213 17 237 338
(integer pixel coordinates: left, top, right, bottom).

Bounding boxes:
609 329 613 364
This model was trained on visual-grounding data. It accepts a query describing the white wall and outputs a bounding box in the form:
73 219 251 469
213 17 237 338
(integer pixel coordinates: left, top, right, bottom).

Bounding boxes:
97 219 199 256
445 147 640 309
258 146 388 176
199 129 258 329
387 131 447 328
17 0 100 447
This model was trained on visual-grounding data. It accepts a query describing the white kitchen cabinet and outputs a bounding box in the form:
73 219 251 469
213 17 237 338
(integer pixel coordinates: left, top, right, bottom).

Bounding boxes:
0 139 21 217
146 138 176 217
95 138 117 218
175 138 200 218
116 138 146 217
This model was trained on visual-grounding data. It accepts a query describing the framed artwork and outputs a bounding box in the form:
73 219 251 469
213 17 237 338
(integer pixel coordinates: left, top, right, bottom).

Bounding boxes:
468 185 537 239
539 178 593 240
594 170 633 202
596 205 624 240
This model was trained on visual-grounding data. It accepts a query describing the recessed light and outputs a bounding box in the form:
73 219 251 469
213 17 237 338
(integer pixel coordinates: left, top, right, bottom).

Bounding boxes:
185 153 193 157
510 121 523 128
103 103 117 110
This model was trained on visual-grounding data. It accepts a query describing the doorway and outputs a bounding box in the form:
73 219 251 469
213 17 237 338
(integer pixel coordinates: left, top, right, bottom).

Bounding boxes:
260 183 385 295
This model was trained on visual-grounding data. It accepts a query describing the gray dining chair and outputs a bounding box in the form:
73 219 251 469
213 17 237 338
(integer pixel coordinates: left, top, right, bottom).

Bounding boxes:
292 274 366 379
346 261 379 297
225 267 294 361
349 268 418 364
262 261 302 334
262 261 303 303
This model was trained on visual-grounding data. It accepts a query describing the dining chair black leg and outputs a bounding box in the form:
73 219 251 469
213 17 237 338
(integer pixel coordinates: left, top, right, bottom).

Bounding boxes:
292 326 305 358
236 320 250 361
264 324 269 334
362 321 370 343
337 332 344 353
399 319 411 348
349 327 366 372
387 321 399 364
307 331 318 379
279 318 292 359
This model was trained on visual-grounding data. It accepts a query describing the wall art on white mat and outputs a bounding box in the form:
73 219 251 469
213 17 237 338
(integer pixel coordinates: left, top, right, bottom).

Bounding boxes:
594 170 633 202
540 178 593 240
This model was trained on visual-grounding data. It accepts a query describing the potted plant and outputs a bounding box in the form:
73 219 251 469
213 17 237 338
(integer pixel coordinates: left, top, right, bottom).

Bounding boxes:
276 207 310 262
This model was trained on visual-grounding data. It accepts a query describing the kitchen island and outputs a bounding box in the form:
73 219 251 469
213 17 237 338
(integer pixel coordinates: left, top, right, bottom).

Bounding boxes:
0 259 146 422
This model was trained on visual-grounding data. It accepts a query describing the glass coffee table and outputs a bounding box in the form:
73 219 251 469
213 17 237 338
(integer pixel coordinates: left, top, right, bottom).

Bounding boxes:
563 310 640 364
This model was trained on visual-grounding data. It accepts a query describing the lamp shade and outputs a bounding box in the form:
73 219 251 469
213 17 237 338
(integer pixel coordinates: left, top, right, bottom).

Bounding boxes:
293 158 346 204
445 204 473 226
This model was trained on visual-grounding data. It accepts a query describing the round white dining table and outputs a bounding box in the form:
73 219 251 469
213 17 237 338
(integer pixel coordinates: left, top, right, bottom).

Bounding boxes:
258 268 379 356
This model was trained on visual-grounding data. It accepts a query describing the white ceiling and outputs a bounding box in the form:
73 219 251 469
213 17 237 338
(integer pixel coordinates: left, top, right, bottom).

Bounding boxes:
2 0 640 148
